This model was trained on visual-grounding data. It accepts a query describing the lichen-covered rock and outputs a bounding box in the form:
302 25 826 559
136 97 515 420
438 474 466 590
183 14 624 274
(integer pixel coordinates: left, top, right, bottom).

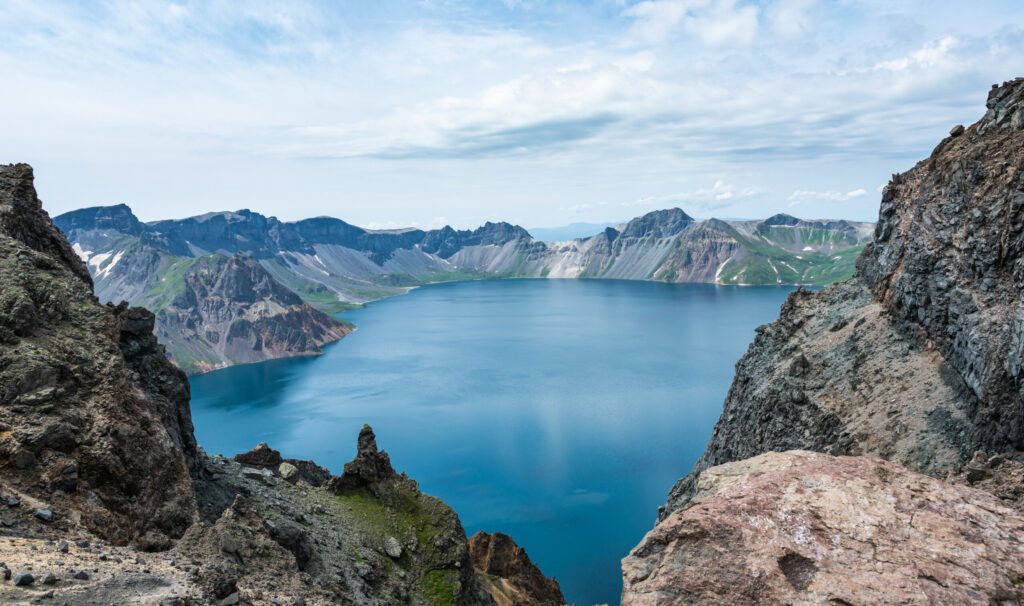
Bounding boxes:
0 163 196 547
662 78 1024 517
468 531 566 606
624 451 1024 606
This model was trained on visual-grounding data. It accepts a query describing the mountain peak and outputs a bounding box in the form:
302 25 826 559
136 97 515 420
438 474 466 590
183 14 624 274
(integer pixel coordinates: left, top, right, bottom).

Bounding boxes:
54 203 145 237
3 164 93 284
761 213 801 227
619 208 694 238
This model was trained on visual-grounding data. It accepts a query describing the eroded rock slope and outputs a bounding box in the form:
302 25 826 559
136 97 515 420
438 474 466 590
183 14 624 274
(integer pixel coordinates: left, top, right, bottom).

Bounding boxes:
0 164 197 548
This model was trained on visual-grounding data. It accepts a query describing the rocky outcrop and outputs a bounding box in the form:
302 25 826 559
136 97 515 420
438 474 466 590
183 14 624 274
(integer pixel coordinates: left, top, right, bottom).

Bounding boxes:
661 78 1024 518
859 78 1024 453
326 424 398 495
0 163 196 548
154 254 351 373
468 531 565 606
623 451 1024 605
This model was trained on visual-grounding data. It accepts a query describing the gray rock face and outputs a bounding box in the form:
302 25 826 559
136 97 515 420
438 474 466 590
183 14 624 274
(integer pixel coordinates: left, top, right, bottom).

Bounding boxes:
660 78 1024 519
153 254 352 374
859 77 1024 453
0 163 197 547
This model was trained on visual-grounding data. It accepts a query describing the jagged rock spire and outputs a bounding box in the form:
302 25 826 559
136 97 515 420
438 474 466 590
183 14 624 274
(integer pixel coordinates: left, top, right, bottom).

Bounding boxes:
328 425 397 494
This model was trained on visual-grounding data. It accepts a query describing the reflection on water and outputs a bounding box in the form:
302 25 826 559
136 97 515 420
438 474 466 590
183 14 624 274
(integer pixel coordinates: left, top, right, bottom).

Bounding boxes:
190 279 794 605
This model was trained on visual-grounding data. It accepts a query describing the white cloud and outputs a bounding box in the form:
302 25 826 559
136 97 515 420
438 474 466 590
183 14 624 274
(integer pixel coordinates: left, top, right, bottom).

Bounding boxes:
0 1 1021 228
788 188 867 205
627 180 761 211
623 0 758 46
875 36 958 71
767 0 816 38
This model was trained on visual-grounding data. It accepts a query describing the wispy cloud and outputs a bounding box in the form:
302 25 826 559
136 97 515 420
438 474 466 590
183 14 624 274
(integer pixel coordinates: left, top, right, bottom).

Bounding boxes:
788 188 868 205
623 0 759 46
0 1 1021 227
626 180 762 213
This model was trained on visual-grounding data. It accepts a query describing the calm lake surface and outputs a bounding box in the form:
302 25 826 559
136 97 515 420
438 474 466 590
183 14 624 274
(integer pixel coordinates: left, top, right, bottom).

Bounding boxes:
190 279 795 605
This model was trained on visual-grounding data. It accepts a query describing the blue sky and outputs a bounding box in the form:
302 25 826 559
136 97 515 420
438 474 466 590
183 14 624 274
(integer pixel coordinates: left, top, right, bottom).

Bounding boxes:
1 1 1022 228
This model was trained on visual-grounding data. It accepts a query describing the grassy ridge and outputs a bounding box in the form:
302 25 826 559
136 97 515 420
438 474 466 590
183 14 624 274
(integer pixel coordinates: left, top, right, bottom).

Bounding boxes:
716 224 865 285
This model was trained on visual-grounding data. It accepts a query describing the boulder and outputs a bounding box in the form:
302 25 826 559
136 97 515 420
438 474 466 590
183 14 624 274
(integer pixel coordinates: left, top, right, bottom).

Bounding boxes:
624 451 1024 605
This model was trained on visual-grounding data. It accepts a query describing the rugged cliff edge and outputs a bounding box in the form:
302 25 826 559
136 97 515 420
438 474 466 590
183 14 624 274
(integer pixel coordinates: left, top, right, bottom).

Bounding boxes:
468 532 564 606
0 164 197 548
0 163 560 605
623 78 1024 605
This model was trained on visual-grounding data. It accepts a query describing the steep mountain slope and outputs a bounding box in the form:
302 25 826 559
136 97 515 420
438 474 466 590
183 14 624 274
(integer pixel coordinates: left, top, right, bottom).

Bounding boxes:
56 203 871 372
0 162 560 605
57 206 352 373
153 255 351 373
622 77 1024 605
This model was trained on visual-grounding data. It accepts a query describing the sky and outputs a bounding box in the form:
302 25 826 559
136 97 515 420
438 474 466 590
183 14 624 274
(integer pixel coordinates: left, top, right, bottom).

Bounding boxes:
1 1 1022 229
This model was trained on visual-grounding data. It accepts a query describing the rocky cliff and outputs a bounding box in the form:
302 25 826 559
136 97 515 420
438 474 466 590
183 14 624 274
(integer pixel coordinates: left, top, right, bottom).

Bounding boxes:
0 163 555 605
154 254 351 373
662 78 1024 517
0 164 197 548
623 77 1024 605
467 532 565 606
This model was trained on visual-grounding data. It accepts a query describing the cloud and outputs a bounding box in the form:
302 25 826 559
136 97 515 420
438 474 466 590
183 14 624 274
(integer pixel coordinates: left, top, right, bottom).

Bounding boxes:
623 0 758 46
767 0 817 38
372 113 622 159
788 188 867 205
1 1 1023 228
875 36 958 71
627 180 762 212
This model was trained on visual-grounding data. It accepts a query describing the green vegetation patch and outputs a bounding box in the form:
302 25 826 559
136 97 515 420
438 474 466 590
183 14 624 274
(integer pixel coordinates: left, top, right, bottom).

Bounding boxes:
422 569 458 606
716 223 865 286
334 486 442 554
141 255 201 311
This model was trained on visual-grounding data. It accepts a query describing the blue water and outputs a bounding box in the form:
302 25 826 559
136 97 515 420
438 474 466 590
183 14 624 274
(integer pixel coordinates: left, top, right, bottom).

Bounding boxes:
190 279 794 605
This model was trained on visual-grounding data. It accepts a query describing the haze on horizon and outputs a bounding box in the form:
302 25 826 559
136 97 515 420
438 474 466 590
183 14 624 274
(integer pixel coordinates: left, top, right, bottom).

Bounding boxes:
2 0 1022 230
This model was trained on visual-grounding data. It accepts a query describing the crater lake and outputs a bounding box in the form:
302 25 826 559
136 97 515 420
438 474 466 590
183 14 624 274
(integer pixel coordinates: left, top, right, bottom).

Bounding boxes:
190 279 796 605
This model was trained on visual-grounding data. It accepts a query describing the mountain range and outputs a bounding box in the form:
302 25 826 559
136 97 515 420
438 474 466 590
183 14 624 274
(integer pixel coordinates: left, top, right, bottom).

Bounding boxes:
54 205 873 373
